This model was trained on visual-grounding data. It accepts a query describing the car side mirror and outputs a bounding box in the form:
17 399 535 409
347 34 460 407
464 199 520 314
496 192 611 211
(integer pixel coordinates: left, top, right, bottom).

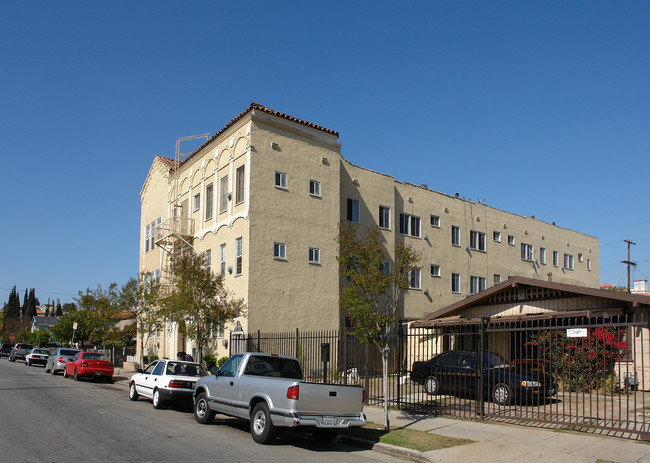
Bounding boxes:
210 367 220 376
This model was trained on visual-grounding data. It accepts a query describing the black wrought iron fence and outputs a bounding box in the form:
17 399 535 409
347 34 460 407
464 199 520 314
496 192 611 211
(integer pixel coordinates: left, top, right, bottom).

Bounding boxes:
231 313 649 439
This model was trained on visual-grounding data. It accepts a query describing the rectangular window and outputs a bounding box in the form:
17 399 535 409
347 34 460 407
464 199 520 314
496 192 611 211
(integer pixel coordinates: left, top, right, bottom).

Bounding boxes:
493 231 501 242
347 199 359 222
540 247 546 264
409 268 421 289
205 249 211 274
564 253 574 270
587 259 592 271
383 262 390 275
430 264 440 277
379 206 390 229
470 276 486 294
274 242 286 259
399 213 420 237
507 235 515 246
150 220 157 251
553 251 559 267
275 171 287 189
494 274 501 285
145 224 150 253
220 243 226 277
521 243 534 261
470 231 486 251
308 247 320 264
235 237 243 275
193 193 200 212
235 166 245 205
219 175 229 213
155 269 160 282
205 183 214 220
309 179 321 197
430 215 440 228
451 273 460 293
451 226 460 246
578 253 583 262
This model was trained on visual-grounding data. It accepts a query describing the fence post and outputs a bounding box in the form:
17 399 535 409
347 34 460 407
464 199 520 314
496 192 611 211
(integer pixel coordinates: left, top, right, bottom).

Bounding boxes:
479 317 487 419
257 330 261 353
397 320 403 409
343 329 348 385
295 328 299 360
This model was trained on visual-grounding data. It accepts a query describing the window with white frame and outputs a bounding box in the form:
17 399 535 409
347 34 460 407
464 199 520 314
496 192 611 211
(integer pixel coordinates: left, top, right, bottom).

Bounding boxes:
347 199 359 222
309 179 321 197
214 324 225 338
308 247 320 264
379 206 390 229
383 262 390 275
451 273 460 293
521 243 534 261
409 268 421 289
155 269 160 281
430 215 440 228
507 235 515 245
219 175 229 213
578 253 583 262
145 218 160 253
235 166 245 205
587 259 592 271
205 249 211 274
451 226 460 246
553 250 559 267
205 183 214 220
493 231 501 242
494 274 501 285
470 231 486 251
274 242 286 259
470 276 486 294
235 237 243 275
145 224 150 253
220 243 226 277
540 247 546 264
399 213 420 237
563 253 574 270
430 264 440 277
275 171 287 189
193 193 200 212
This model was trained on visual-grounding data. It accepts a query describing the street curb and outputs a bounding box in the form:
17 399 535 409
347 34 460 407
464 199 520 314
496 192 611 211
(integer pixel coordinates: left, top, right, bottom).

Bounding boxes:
339 435 429 462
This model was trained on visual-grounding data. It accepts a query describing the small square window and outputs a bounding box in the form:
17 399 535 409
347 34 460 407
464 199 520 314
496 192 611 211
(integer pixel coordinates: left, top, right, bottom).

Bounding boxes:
275 172 287 189
430 264 440 277
308 247 320 264
493 231 501 242
430 215 440 228
193 193 200 212
507 235 515 246
309 180 321 196
273 242 286 259
494 274 501 285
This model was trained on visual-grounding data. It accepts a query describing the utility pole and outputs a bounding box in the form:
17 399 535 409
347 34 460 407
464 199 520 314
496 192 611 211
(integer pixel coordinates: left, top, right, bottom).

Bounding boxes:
621 239 636 292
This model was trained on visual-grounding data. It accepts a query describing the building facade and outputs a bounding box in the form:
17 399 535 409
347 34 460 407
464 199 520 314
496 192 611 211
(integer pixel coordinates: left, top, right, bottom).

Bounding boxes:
139 103 599 361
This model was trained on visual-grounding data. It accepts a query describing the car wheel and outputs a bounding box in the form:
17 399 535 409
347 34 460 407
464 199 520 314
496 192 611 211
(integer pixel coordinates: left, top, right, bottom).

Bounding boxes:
129 382 139 401
152 388 165 409
194 392 215 424
313 429 338 443
251 402 276 444
74 369 80 381
63 368 68 378
492 383 513 406
424 375 440 395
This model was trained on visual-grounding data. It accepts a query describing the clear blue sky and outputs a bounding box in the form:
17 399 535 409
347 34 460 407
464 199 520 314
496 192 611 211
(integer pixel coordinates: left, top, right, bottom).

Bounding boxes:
1 1 648 305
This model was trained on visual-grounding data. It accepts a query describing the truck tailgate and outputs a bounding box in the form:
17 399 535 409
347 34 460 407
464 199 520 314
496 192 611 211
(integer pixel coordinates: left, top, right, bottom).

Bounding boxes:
297 382 364 414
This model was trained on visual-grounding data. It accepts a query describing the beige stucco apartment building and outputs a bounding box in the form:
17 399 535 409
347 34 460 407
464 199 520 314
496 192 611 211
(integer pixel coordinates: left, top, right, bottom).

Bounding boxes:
139 103 599 361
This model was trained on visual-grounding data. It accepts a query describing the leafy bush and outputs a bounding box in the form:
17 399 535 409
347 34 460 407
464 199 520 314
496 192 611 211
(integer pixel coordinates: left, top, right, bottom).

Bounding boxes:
203 354 217 369
217 356 230 368
143 354 158 364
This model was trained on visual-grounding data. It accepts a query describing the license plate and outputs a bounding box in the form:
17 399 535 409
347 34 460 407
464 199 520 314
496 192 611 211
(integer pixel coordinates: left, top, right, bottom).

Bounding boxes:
322 417 336 426
94 371 102 376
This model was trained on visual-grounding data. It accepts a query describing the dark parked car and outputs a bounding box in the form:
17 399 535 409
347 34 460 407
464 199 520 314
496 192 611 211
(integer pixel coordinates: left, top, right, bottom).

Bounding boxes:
0 343 14 357
410 350 556 405
9 343 34 362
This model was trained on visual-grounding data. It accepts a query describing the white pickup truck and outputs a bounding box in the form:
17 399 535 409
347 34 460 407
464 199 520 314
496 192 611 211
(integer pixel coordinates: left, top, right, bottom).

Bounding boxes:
193 352 366 444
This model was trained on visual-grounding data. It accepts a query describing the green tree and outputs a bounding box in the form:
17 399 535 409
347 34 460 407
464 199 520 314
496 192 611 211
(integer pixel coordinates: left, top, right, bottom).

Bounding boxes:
22 288 29 320
74 283 121 347
337 224 420 430
6 286 20 319
27 289 37 319
61 302 76 313
56 300 62 316
159 252 246 363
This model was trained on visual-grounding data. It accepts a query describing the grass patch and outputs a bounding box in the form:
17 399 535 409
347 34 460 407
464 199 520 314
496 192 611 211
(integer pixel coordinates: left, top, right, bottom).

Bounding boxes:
344 421 473 453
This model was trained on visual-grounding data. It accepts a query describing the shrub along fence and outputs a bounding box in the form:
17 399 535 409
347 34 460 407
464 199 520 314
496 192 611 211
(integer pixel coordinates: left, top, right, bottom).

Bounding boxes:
232 312 650 439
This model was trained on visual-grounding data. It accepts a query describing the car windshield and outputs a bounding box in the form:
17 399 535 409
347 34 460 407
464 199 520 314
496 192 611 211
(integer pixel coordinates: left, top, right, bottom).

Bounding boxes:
484 353 511 368
33 349 49 354
165 362 206 376
60 349 79 356
84 353 108 361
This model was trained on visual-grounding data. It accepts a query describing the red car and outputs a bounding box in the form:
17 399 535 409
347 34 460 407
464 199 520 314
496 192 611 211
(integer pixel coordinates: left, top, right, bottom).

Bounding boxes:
64 351 114 383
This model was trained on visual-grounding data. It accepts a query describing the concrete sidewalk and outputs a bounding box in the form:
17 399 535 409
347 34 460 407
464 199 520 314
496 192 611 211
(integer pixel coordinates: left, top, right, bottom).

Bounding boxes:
362 406 650 463
111 370 649 462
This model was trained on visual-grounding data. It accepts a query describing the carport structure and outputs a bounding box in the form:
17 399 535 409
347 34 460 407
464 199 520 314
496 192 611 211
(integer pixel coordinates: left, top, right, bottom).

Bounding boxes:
402 276 650 439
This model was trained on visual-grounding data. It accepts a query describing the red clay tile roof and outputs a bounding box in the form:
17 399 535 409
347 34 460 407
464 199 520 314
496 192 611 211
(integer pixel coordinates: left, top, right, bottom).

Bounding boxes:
155 155 178 170
181 102 338 167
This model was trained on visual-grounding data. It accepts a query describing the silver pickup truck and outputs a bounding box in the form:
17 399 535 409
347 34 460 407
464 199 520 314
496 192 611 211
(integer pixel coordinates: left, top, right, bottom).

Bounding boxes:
193 352 366 444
